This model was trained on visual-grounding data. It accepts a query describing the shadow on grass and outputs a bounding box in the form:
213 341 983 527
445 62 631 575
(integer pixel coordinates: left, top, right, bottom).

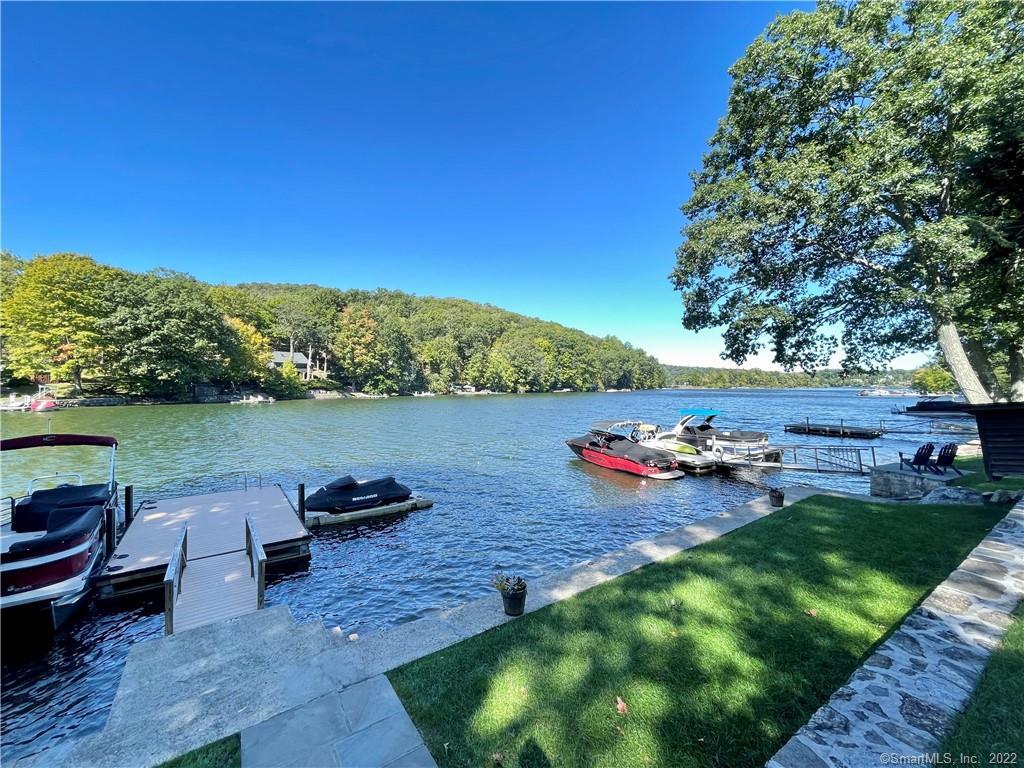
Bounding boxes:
389 496 1008 768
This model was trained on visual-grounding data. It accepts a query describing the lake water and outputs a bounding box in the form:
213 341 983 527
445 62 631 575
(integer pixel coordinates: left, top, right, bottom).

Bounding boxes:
0 388 946 760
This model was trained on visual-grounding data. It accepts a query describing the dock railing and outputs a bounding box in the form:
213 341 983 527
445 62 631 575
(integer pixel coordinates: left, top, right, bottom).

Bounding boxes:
728 444 879 474
163 525 188 635
245 513 267 610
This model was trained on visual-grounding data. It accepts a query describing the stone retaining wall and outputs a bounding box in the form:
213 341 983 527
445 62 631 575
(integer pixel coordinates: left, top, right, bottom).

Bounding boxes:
870 462 970 499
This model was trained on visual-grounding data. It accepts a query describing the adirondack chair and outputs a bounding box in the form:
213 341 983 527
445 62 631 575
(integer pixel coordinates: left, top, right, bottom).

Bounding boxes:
929 443 963 475
899 443 934 473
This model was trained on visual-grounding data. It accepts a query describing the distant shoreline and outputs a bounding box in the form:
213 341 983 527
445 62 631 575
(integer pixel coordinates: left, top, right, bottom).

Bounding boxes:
0 383 925 411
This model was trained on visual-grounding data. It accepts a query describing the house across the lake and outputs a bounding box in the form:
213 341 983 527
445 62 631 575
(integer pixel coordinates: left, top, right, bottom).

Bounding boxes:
269 351 326 380
270 351 310 370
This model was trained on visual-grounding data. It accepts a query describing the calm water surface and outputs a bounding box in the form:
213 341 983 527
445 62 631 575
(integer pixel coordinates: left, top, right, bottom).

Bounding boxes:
0 388 945 759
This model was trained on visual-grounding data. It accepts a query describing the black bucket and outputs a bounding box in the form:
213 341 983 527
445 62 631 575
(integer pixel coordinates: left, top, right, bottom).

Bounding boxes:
768 488 785 507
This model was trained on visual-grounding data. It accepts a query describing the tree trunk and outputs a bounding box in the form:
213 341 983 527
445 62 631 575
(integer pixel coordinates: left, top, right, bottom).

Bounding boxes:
289 336 294 356
962 337 999 397
1009 343 1024 402
306 345 313 381
935 321 992 404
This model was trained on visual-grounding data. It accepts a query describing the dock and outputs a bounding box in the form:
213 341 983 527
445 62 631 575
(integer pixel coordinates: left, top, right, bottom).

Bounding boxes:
784 421 884 439
304 496 434 527
724 445 879 474
95 486 310 635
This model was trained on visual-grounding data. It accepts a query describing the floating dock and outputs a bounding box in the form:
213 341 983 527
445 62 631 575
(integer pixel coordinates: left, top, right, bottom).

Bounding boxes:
94 485 310 603
784 421 884 439
304 496 434 527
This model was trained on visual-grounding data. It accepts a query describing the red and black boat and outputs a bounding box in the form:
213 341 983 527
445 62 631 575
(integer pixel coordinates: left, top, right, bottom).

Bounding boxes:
566 421 685 480
1 433 123 629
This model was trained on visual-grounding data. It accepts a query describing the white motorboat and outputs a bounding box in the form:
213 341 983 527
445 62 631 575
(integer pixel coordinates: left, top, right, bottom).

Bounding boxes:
647 409 782 462
230 394 276 404
0 394 31 412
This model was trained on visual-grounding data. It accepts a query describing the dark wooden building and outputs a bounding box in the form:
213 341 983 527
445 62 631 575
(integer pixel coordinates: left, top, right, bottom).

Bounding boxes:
967 403 1024 480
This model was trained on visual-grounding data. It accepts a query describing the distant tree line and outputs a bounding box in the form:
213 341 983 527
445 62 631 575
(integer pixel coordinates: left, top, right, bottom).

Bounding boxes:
0 253 665 398
662 365 914 390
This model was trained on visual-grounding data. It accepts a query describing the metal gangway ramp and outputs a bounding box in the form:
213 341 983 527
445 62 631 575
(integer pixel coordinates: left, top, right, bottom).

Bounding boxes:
93 485 310 632
163 512 267 634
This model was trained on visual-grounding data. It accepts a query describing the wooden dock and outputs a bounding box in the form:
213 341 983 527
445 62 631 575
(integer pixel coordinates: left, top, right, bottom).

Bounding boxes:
94 486 310 620
784 421 884 439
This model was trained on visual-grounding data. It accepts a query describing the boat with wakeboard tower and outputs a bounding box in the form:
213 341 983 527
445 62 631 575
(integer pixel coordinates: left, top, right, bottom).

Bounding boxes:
644 409 782 462
1 433 124 629
566 421 685 480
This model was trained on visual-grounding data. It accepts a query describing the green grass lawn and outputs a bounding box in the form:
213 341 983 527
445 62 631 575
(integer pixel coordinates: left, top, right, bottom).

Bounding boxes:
389 496 1007 768
950 456 1024 493
941 605 1024 757
154 735 239 768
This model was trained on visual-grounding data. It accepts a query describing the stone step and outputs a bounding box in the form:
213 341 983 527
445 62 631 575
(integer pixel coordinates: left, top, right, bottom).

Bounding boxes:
60 607 337 768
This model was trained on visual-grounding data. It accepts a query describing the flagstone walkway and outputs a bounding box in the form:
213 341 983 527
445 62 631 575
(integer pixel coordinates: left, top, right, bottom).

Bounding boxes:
768 498 1024 768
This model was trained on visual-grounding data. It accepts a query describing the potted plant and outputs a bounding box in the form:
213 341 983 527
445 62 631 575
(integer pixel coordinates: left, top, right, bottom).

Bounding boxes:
768 488 785 507
494 573 527 616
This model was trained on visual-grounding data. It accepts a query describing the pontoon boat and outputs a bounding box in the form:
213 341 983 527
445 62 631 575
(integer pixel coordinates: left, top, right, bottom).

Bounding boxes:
1 434 123 629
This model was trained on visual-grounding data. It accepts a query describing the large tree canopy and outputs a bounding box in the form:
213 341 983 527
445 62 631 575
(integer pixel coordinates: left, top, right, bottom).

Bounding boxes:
671 0 1024 401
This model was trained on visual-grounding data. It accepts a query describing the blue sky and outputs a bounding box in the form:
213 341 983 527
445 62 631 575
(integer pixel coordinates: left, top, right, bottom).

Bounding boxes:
0 2 925 368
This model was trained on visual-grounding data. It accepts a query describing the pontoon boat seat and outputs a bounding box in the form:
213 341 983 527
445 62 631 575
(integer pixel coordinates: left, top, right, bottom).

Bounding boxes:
11 484 111 532
4 505 104 561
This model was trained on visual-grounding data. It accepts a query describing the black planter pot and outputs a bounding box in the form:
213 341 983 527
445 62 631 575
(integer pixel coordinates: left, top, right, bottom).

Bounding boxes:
502 588 527 616
768 488 785 507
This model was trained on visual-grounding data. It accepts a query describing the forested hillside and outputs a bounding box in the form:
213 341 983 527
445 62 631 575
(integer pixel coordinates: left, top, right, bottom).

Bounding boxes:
663 365 914 389
0 253 664 398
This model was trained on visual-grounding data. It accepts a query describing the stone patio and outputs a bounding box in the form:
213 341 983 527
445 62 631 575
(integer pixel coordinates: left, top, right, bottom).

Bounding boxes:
241 676 436 768
767 498 1024 768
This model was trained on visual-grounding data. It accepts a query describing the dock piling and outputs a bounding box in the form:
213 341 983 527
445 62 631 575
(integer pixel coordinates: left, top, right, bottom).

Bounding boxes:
105 505 116 555
124 485 134 529
297 484 306 520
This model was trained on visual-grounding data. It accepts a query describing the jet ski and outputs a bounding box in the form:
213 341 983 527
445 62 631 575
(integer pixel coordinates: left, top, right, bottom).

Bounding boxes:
305 476 413 513
566 422 685 480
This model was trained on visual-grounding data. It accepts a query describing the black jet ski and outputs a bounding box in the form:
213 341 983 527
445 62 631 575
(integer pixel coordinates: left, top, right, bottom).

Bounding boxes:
305 476 412 513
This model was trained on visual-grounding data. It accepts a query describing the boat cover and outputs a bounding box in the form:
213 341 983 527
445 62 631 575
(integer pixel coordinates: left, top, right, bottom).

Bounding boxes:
12 484 113 533
305 476 412 513
573 434 677 465
3 505 103 562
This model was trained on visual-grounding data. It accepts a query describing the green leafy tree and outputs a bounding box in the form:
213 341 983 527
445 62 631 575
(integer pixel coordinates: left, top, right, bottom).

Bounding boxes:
265 360 306 399
671 0 1024 402
912 365 957 395
1 253 115 389
331 306 413 393
221 317 273 386
208 286 275 335
100 271 230 397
